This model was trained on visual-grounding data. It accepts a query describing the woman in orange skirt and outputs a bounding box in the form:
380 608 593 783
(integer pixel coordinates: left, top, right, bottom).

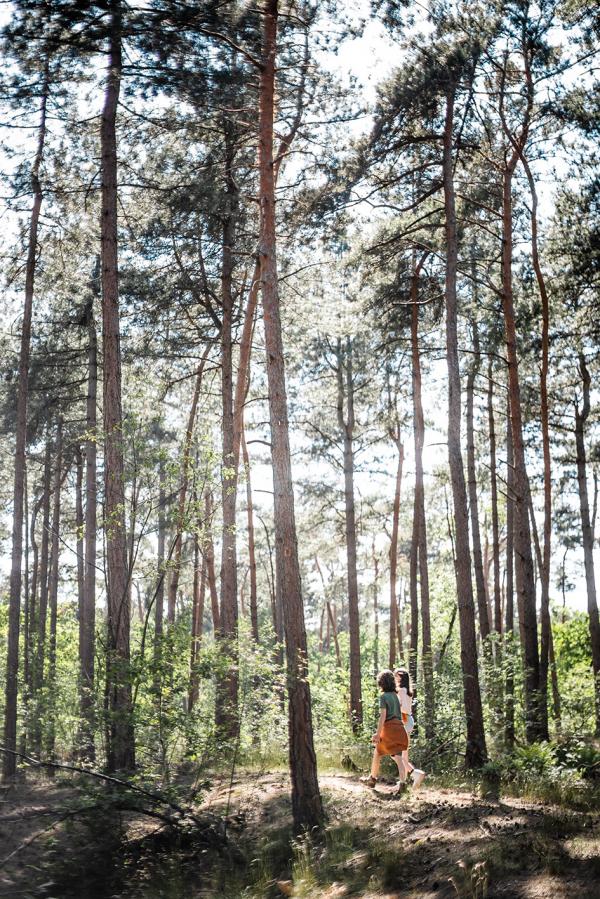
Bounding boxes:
362 669 408 790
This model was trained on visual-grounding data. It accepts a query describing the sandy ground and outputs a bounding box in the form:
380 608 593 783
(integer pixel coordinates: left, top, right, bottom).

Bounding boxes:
0 771 599 898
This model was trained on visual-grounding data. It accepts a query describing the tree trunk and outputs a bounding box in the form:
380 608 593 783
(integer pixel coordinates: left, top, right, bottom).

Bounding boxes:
168 352 209 624
24 489 43 751
575 353 600 736
466 323 490 642
518 62 553 743
46 418 63 762
2 60 49 782
501 152 543 742
204 491 221 635
258 0 323 831
487 362 502 636
75 445 85 652
241 426 259 642
22 467 31 755
442 88 486 767
32 439 52 755
373 548 380 676
79 280 98 761
216 119 241 738
153 457 166 696
410 261 434 737
505 391 515 748
188 537 206 712
389 424 403 668
336 337 362 730
101 0 134 771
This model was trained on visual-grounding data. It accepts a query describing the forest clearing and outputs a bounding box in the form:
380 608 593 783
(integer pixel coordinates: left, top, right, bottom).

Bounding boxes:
1 0 600 896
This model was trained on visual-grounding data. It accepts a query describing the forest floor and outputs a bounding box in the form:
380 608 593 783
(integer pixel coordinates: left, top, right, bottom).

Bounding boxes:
1 768 599 898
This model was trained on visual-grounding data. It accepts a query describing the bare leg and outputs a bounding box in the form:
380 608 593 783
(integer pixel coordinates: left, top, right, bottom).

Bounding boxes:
402 749 414 773
370 749 381 779
392 754 407 783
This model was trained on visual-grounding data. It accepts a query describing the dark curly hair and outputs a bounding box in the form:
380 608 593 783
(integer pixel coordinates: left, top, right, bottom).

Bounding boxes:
377 669 396 693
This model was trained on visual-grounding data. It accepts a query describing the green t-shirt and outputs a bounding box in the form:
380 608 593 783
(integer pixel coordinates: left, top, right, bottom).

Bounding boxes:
379 691 401 721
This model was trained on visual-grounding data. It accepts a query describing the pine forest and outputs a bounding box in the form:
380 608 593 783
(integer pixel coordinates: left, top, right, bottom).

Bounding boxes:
0 2 599 897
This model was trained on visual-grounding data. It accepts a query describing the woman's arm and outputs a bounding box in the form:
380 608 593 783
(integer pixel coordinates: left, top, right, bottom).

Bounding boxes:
372 708 386 745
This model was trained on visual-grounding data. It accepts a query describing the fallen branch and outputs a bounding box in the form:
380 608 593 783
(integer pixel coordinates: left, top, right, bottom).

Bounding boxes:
0 746 224 839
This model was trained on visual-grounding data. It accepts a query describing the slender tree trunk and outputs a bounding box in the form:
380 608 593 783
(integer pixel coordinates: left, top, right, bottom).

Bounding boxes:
2 61 49 782
216 120 241 738
79 282 98 760
442 89 486 767
518 65 552 742
241 426 259 642
24 490 43 750
505 391 515 748
501 153 543 742
410 261 434 735
22 467 31 755
389 424 403 668
32 439 52 755
233 259 261 470
466 323 490 642
258 0 323 830
487 362 502 635
336 338 363 730
575 354 600 735
153 457 166 696
168 352 209 623
409 487 419 694
326 602 342 669
46 419 62 761
373 550 380 676
101 0 134 771
188 538 206 712
75 445 85 646
205 491 220 635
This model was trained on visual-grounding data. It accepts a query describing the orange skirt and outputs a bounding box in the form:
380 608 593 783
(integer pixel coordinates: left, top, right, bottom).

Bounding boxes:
376 718 408 756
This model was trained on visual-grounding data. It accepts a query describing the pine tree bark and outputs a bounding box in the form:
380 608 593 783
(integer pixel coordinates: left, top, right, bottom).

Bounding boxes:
213 121 241 738
2 60 49 782
410 261 434 736
167 352 209 623
153 457 166 696
46 419 62 761
32 438 52 755
519 49 552 742
498 56 544 743
501 156 543 742
101 0 134 771
336 337 362 730
80 281 97 760
204 491 221 636
258 0 323 831
442 88 486 767
188 537 206 712
575 353 600 735
487 362 502 636
241 426 259 642
466 323 490 642
505 391 515 748
389 424 403 668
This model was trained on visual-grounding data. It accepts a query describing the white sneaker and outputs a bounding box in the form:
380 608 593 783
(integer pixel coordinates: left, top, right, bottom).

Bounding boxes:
411 768 426 789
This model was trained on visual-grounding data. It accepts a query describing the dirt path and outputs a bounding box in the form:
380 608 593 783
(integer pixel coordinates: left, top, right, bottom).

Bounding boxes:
201 771 600 898
1 772 599 898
